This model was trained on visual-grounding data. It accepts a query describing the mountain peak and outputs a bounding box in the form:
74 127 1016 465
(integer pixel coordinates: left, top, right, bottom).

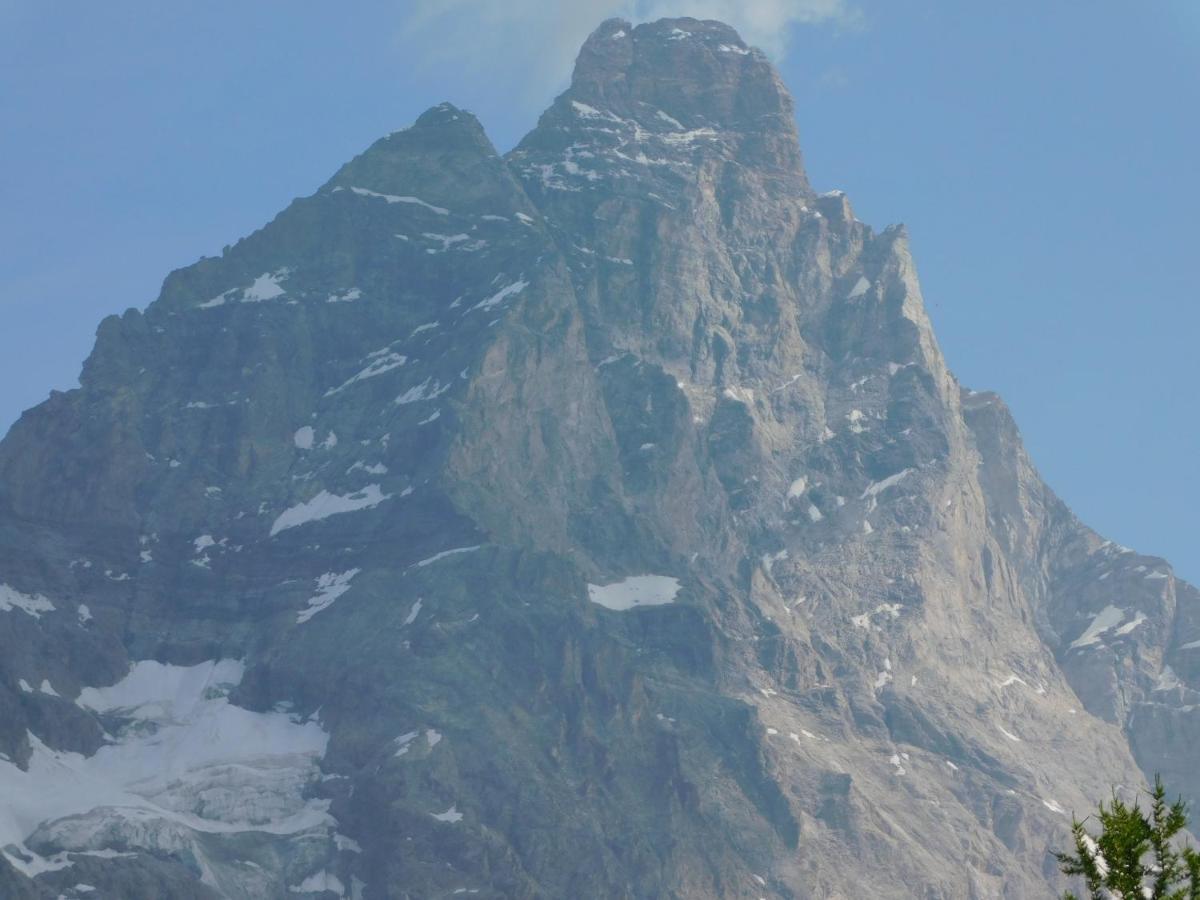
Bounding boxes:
570 18 788 134
320 101 518 215
411 101 481 133
511 17 810 198
6 15 1196 900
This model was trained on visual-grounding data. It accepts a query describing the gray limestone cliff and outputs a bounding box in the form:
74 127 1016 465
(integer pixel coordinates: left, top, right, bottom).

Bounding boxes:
1 17 1196 900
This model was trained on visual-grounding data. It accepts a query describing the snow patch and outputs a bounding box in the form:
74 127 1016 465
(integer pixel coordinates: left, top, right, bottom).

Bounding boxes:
847 276 871 299
199 270 289 308
471 279 529 312
0 659 330 855
270 485 391 536
0 584 55 618
852 603 902 630
290 872 346 894
571 100 610 119
293 427 315 450
347 461 388 476
297 570 361 624
1070 605 1127 649
587 575 681 611
413 546 481 568
1114 612 1147 636
996 724 1021 743
347 186 448 215
422 233 469 252
403 599 422 626
327 287 361 304
395 377 451 405
1156 666 1182 692
242 271 288 303
326 352 408 396
393 732 419 757
861 469 913 499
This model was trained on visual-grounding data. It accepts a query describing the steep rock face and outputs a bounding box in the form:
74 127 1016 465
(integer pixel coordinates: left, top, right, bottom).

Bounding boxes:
0 16 1196 900
964 389 1200 809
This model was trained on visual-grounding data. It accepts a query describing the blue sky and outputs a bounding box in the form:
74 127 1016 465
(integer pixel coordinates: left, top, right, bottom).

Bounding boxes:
1 1 1196 580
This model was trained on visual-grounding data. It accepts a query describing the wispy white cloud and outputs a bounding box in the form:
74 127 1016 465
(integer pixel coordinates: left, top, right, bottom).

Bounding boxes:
402 0 859 103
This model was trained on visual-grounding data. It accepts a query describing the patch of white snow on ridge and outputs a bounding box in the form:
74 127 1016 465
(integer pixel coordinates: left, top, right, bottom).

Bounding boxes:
847 276 871 299
861 469 913 499
199 270 289 308
431 806 463 823
852 604 902 630
347 186 449 215
571 100 619 121
1114 612 1147 637
270 485 391 536
471 279 529 312
413 546 481 568
327 287 361 303
996 724 1021 743
297 570 361 624
1070 605 1127 649
242 270 288 302
997 675 1028 689
587 575 681 611
395 377 451 405
0 659 330 852
1155 667 1181 693
326 351 408 397
422 233 469 252
293 426 315 450
403 599 423 625
290 872 346 894
0 585 55 618
393 731 419 757
786 477 807 499
656 109 684 129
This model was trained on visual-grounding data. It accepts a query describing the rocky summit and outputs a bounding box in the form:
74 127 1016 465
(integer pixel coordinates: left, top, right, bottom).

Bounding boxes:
0 17 1196 900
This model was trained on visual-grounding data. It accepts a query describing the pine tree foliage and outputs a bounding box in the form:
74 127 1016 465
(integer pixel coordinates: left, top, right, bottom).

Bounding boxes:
1057 776 1200 899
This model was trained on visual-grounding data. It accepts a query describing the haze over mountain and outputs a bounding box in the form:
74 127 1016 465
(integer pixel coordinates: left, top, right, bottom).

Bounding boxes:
2 17 1197 899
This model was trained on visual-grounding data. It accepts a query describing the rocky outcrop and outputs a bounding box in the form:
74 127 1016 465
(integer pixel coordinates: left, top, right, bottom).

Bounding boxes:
0 16 1195 899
